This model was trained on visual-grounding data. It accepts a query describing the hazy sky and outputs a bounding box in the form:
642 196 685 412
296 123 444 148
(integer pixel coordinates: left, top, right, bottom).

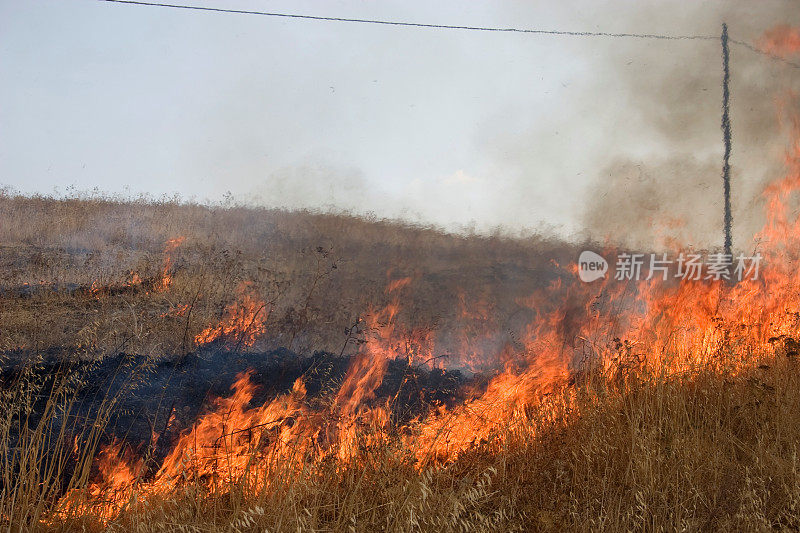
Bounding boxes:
1 1 797 240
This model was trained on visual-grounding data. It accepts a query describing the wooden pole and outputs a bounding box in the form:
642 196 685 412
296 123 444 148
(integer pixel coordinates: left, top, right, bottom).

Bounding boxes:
721 22 733 258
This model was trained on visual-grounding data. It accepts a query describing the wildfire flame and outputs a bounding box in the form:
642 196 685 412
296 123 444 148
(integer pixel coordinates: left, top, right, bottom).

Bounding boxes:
53 26 800 523
158 236 185 291
194 282 269 348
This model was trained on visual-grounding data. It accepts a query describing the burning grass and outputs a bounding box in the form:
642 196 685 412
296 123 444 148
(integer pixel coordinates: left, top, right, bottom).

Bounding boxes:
8 358 800 531
5 37 800 531
6 211 800 533
7 216 800 531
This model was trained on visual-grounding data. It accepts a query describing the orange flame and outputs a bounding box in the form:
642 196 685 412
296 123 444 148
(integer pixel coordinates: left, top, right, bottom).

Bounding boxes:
57 440 143 521
158 236 185 291
51 74 800 524
194 282 268 348
155 372 312 490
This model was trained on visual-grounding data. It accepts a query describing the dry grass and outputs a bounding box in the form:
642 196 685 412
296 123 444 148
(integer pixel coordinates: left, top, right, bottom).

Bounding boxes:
0 192 572 361
1 192 798 531
9 359 799 532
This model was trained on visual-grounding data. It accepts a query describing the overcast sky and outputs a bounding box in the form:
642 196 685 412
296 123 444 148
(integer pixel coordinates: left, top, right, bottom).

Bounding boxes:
1 1 797 241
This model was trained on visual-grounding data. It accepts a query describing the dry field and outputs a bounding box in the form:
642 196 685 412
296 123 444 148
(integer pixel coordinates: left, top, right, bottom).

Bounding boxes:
0 192 571 362
2 185 800 532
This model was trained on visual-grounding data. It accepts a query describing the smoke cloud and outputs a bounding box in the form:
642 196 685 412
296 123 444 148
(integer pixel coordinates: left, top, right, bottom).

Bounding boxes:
579 0 800 251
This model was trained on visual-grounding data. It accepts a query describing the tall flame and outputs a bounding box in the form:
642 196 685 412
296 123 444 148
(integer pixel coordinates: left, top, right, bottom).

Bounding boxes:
51 32 800 524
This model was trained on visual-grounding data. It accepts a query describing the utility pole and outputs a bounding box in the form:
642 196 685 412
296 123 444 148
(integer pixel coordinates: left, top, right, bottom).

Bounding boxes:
721 22 733 258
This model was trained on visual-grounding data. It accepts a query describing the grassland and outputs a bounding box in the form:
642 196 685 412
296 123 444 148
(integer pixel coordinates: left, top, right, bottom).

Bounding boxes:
96 361 800 532
1 191 798 531
0 192 571 362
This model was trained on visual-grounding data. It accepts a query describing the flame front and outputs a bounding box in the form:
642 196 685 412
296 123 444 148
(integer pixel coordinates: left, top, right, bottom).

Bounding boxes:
51 29 800 524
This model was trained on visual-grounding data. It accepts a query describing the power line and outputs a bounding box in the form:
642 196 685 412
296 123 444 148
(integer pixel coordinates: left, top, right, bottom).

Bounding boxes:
729 39 800 70
96 0 800 70
97 0 718 41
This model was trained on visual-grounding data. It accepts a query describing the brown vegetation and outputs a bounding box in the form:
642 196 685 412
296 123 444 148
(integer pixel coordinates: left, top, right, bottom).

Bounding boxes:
0 191 571 361
1 191 799 532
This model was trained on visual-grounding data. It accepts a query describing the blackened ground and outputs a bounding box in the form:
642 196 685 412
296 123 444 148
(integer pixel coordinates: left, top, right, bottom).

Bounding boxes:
0 347 479 483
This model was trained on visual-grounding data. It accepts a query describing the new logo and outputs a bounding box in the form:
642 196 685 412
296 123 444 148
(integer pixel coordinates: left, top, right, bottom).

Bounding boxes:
578 251 608 282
